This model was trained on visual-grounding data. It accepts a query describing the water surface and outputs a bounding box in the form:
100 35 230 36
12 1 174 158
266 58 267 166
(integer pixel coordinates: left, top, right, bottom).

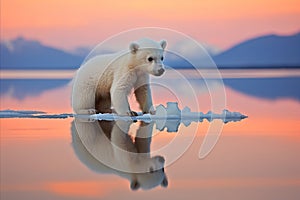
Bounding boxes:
1 69 299 200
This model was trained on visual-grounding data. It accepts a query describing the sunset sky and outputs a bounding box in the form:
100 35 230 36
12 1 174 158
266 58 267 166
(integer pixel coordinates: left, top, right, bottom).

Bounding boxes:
1 0 300 50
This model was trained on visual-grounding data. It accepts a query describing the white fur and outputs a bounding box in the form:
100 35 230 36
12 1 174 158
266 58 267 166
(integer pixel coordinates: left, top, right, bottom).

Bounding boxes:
71 119 168 190
72 38 167 115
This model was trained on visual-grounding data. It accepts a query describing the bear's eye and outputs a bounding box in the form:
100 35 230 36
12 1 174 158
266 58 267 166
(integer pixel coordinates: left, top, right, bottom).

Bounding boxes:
148 57 154 62
161 56 164 61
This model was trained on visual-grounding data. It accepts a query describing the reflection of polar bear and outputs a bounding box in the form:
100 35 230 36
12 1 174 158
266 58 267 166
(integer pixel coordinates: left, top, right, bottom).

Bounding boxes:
71 120 168 190
72 38 167 116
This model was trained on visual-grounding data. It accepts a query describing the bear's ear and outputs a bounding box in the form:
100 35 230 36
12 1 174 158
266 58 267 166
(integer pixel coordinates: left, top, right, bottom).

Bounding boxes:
129 42 139 54
160 40 167 50
130 180 140 190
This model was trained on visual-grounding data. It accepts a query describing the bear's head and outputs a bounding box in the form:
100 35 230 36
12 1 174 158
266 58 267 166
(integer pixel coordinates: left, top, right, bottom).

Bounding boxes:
130 155 168 190
129 38 167 76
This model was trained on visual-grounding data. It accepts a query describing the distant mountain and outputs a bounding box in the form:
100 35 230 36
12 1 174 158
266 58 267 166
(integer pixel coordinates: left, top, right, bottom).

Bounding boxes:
0 37 221 70
0 37 84 69
2 33 300 70
213 32 300 67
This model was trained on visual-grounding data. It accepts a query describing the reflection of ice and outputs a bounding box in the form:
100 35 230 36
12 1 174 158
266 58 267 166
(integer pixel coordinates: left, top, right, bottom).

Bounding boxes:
90 102 247 132
0 103 247 132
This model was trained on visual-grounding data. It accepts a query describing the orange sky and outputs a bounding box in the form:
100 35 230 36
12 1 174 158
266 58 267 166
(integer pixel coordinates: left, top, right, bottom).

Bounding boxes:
1 0 300 50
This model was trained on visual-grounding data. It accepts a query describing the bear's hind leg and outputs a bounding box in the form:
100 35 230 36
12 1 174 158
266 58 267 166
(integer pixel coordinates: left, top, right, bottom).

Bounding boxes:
95 95 113 114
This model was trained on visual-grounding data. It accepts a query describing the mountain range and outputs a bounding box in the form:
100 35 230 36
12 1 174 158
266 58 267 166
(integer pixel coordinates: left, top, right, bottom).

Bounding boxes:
0 37 83 69
1 32 300 69
214 32 300 68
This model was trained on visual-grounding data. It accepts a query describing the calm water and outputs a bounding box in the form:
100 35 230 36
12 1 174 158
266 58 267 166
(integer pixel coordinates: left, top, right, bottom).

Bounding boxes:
1 69 300 200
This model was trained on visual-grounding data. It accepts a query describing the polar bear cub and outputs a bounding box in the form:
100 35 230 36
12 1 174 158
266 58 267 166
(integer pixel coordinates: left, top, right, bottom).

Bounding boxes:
72 38 167 116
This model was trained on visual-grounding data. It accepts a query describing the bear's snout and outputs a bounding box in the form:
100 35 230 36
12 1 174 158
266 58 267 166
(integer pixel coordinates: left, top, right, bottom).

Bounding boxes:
153 67 165 76
157 68 165 75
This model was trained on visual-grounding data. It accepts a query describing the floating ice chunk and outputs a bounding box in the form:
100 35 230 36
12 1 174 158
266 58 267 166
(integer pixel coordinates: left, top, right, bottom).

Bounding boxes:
152 103 247 132
0 103 247 131
0 110 72 119
182 106 191 114
136 113 152 123
83 102 247 132
222 109 248 123
166 102 181 116
155 104 167 119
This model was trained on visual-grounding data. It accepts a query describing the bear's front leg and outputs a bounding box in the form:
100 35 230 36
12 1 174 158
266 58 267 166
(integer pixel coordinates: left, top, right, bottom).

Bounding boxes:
111 71 138 116
111 87 132 116
134 84 155 114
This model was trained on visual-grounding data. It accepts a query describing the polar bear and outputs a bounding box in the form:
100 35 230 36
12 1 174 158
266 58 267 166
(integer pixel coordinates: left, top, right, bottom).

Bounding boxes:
72 38 167 116
71 119 168 190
